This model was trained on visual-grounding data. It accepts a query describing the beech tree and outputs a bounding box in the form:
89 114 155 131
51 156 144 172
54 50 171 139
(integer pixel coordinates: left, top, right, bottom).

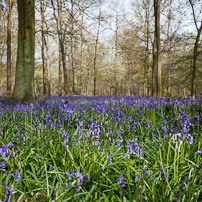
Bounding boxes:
7 0 16 92
14 0 35 101
93 0 102 96
51 0 68 96
189 0 202 99
40 0 49 95
155 0 162 97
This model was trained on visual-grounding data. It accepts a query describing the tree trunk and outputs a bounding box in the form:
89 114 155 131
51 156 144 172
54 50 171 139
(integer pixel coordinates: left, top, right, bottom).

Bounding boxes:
80 14 84 95
152 38 156 96
94 5 101 96
7 0 16 92
57 1 62 96
51 0 68 96
60 37 68 96
156 0 161 97
40 0 48 95
146 0 150 96
191 22 202 99
14 0 35 101
71 0 76 94
115 12 118 95
167 0 173 95
58 44 62 95
45 35 51 95
183 88 186 98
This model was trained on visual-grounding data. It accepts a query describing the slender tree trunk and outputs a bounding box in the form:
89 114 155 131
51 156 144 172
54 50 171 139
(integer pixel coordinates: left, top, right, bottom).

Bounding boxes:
115 12 118 95
51 0 68 96
191 22 202 99
71 0 76 94
40 0 48 95
59 13 68 95
45 35 51 95
146 0 150 96
156 0 161 97
58 44 62 95
60 38 68 95
58 1 62 96
7 0 16 92
93 6 101 96
14 0 35 101
152 39 156 96
167 1 173 95
183 88 186 98
80 14 84 95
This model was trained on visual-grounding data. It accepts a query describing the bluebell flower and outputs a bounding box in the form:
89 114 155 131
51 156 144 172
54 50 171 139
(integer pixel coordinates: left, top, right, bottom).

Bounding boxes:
5 171 10 177
9 184 17 195
68 173 72 180
183 175 188 180
75 183 83 193
12 170 21 182
4 157 10 161
183 182 188 189
119 170 125 187
143 169 147 176
197 148 202 156
76 171 83 182
0 162 6 169
54 184 59 196
124 153 128 159
142 195 147 200
0 145 8 157
136 175 141 182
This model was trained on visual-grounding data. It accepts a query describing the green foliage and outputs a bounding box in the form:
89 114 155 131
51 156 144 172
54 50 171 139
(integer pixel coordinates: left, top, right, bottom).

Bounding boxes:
0 96 201 201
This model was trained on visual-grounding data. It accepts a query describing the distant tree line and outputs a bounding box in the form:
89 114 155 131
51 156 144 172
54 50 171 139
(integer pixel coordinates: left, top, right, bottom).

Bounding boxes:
0 0 201 101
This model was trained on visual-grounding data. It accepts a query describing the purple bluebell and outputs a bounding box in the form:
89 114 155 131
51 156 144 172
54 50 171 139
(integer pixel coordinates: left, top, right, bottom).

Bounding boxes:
119 170 125 187
136 175 141 182
197 148 202 156
0 162 6 169
142 195 147 200
174 197 179 202
0 145 8 157
75 183 83 193
76 171 83 182
183 182 188 189
54 185 59 196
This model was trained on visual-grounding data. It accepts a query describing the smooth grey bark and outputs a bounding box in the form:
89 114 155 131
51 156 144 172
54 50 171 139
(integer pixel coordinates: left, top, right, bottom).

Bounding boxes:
51 0 68 95
155 0 162 97
14 0 35 101
93 4 101 96
145 0 150 96
45 35 51 95
166 1 173 95
40 0 48 95
58 44 62 95
80 13 85 95
71 0 76 94
58 1 62 96
61 38 68 95
152 32 157 96
7 0 16 92
114 11 118 95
